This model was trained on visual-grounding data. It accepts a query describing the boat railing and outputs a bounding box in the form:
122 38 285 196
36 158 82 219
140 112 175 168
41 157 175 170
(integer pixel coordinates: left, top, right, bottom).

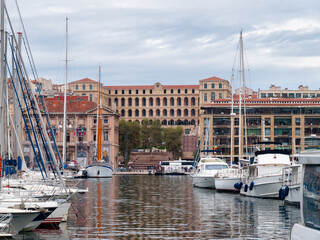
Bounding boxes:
242 169 284 182
0 213 13 235
281 168 301 186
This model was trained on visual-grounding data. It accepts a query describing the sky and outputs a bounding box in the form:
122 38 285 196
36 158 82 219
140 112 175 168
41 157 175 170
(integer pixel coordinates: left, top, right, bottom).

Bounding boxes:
5 0 320 90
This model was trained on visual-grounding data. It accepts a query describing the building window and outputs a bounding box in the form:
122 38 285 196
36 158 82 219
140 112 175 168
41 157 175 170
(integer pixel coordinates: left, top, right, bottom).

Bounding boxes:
163 98 167 106
170 97 174 106
83 85 85 90
149 98 153 106
82 93 86 96
104 119 108 124
296 93 301 98
115 90 118 94
149 109 153 117
178 97 181 106
192 89 195 93
219 93 222 98
156 97 160 106
261 93 266 98
178 89 181 94
93 131 96 141
211 92 215 101
143 89 146 94
184 109 188 116
295 118 301 126
177 109 181 116
268 93 273 97
66 133 70 142
295 128 301 136
103 131 108 141
289 93 294 98
135 98 139 106
156 109 160 116
142 98 146 106
136 90 139 94
89 94 92 101
135 109 139 117
128 109 132 117
121 98 125 106
121 110 125 117
164 89 166 94
310 93 316 98
122 90 124 94
90 85 92 90
265 128 270 135
170 109 174 116
191 109 196 116
75 85 78 90
150 90 153 94
129 90 132 94
211 83 215 89
219 83 222 88
204 83 207 89
204 93 207 102
171 89 173 94
265 118 271 125
163 109 167 116
128 98 132 106
185 89 188 93
184 97 189 106
142 109 146 117
303 93 308 98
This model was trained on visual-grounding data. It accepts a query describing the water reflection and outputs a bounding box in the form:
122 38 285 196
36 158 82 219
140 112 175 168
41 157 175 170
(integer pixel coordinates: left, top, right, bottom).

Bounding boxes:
15 175 300 239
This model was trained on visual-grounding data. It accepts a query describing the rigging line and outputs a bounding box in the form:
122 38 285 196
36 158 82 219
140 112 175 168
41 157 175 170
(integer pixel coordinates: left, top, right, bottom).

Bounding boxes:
5 5 67 189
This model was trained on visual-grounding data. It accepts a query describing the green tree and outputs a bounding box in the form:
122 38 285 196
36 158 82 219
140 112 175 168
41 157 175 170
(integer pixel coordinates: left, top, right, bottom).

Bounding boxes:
140 119 163 153
119 120 141 167
140 119 151 151
163 127 183 159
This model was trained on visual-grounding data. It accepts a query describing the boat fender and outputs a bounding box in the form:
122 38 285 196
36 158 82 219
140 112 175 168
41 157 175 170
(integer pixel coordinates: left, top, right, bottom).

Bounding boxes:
234 183 239 189
244 184 248 192
249 181 254 191
280 188 286 200
278 188 283 199
239 182 243 189
284 186 289 197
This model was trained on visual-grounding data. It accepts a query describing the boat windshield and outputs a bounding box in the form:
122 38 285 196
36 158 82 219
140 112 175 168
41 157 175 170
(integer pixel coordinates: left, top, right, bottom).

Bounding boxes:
303 165 320 230
205 165 228 170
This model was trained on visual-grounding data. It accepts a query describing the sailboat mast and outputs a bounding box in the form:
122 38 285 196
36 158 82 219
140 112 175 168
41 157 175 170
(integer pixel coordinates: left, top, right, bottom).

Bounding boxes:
230 73 235 165
238 30 244 161
62 17 68 167
0 0 5 160
97 66 102 160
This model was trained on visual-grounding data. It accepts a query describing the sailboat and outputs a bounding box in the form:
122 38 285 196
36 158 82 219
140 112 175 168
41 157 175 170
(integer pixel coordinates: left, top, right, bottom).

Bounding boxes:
86 66 113 178
215 30 245 192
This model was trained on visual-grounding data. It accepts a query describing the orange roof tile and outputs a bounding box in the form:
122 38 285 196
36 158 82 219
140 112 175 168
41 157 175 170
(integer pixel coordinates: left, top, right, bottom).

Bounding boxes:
199 76 228 82
105 85 199 90
45 97 96 113
69 78 97 84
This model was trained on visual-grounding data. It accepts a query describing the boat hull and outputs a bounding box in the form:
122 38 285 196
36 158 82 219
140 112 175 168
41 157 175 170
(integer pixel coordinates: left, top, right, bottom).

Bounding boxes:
86 165 113 178
284 184 300 205
240 175 282 198
215 177 240 192
40 202 71 227
192 175 215 188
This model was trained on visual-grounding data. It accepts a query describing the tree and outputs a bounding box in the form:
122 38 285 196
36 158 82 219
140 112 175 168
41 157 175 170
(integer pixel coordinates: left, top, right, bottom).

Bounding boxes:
119 120 141 167
140 119 151 151
140 119 163 153
163 127 183 159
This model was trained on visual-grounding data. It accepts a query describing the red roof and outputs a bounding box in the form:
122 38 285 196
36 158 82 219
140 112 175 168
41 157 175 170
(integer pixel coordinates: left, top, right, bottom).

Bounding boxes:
45 97 96 113
199 76 228 82
105 85 199 90
70 78 97 84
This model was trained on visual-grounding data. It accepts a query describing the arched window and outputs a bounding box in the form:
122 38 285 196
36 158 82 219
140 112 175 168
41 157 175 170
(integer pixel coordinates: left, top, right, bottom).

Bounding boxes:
115 90 118 94
204 83 207 89
121 110 125 117
177 109 181 116
191 109 196 116
170 109 174 116
162 120 167 125
149 97 153 106
149 109 153 117
211 83 215 88
156 97 160 106
136 89 139 94
129 90 132 94
164 89 167 94
115 98 118 107
170 97 174 106
163 109 167 116
128 109 132 117
184 119 189 125
121 98 125 106
191 97 196 106
135 109 139 117
150 90 153 94
163 97 167 106
191 119 196 125
184 97 189 106
156 109 160 116
142 97 146 106
178 89 181 94
171 89 173 94
135 97 139 106
142 109 146 117
177 97 181 106
192 89 195 93
185 89 188 93
169 119 174 125
128 98 132 106
184 109 189 116
219 83 222 88
108 98 111 106
211 92 215 101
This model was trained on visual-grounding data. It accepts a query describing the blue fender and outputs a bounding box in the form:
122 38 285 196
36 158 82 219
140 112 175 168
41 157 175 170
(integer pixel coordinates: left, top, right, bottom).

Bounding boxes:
244 184 248 192
249 181 254 191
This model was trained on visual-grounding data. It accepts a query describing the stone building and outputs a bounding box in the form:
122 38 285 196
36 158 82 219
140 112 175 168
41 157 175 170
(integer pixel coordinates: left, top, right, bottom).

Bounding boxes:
21 95 120 169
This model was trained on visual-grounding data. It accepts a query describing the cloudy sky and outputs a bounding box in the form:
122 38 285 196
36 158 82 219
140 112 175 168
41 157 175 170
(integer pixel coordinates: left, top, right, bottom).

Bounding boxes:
5 0 320 90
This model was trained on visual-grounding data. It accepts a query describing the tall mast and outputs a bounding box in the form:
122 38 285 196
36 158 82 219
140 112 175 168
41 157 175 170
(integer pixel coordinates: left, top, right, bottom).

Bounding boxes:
0 0 5 159
238 30 244 161
230 73 235 165
97 65 102 160
62 17 68 167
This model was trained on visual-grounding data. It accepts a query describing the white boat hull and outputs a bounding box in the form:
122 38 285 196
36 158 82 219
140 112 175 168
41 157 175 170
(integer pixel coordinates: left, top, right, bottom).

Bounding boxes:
240 175 282 198
192 175 215 188
290 223 320 240
41 202 71 227
285 184 300 205
86 165 113 178
215 177 240 192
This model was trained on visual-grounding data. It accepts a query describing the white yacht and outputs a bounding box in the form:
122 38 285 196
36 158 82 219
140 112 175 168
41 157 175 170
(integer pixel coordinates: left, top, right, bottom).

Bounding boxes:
192 157 228 188
240 147 291 198
290 150 320 239
215 167 241 192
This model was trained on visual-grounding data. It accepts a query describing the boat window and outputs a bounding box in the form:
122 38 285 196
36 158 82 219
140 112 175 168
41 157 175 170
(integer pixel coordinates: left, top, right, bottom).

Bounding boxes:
205 165 227 170
303 165 320 230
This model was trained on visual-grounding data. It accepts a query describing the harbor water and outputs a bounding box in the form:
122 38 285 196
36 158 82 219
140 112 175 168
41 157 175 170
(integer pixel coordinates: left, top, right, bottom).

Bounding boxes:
16 175 300 239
